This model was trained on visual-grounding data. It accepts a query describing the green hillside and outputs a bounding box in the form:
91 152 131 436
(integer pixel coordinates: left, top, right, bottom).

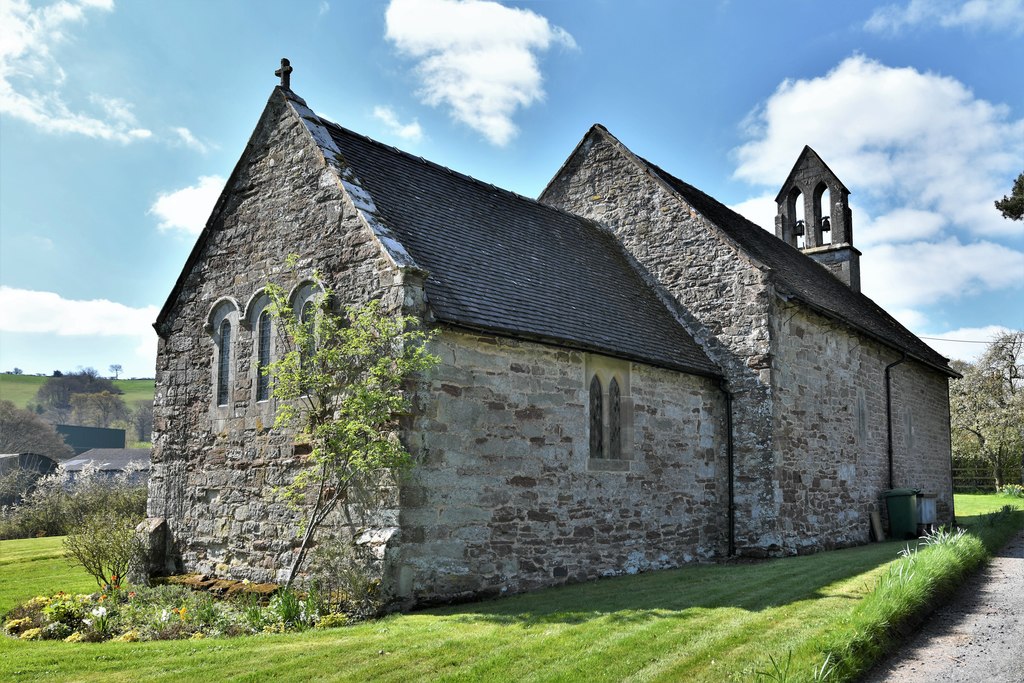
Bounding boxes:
0 373 155 410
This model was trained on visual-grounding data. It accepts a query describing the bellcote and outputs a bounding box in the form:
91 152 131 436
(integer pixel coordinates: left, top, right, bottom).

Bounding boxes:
774 146 861 292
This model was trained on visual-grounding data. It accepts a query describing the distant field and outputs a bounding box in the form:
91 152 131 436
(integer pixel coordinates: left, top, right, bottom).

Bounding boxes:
0 373 155 409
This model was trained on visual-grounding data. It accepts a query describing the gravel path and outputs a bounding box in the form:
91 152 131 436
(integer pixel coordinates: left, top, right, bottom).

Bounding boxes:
862 530 1024 682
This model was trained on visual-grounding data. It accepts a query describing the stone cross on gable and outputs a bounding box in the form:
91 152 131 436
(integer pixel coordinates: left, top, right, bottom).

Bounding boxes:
275 58 293 90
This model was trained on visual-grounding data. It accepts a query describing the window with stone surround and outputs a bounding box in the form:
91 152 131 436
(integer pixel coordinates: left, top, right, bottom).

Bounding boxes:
608 377 622 459
589 375 603 458
243 289 275 405
256 310 272 401
289 280 324 396
586 355 632 469
206 297 240 410
217 320 232 406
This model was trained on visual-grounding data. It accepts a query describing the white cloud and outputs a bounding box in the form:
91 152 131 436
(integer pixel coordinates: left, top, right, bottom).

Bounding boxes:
372 105 423 142
0 286 158 377
734 55 1024 238
856 208 947 247
318 1 330 16
729 193 777 231
917 325 1017 363
0 0 153 143
384 0 576 146
150 175 225 236
860 237 1024 310
171 126 210 153
731 55 1024 335
0 286 158 338
865 0 1024 35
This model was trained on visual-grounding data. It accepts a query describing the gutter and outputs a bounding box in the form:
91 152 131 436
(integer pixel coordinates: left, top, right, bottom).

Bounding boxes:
718 379 736 557
885 352 908 489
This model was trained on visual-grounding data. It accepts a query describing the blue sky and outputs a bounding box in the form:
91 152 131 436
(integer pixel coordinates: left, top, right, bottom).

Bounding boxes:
1 0 1022 379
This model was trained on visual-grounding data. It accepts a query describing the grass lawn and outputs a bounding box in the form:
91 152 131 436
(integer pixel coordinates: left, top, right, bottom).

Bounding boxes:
0 373 154 410
955 492 1023 519
1 494 1020 682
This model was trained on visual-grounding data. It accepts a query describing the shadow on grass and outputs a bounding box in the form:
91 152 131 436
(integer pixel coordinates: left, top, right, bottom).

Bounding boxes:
422 541 906 628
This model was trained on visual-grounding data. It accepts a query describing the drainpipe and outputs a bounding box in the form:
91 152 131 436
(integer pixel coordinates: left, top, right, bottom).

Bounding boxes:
718 379 735 557
946 382 956 526
885 352 908 490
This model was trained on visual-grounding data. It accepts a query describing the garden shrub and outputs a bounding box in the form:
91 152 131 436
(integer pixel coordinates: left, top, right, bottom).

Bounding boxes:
0 462 147 540
63 509 145 590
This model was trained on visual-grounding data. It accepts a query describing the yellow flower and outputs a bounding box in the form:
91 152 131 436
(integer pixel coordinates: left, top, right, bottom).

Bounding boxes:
114 630 140 643
64 632 85 643
19 628 42 640
189 632 205 640
4 617 31 634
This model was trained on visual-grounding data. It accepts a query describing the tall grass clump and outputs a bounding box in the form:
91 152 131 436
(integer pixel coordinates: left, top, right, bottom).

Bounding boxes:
814 509 1023 681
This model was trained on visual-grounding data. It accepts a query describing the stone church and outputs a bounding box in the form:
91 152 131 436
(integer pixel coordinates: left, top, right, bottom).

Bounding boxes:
148 69 956 604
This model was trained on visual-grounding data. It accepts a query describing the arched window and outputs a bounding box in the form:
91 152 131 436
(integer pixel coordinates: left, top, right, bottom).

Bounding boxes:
217 320 232 406
256 310 272 402
608 377 622 459
589 375 603 458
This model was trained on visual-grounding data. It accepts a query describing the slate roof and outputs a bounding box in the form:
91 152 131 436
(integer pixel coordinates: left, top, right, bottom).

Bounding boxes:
634 154 954 374
64 448 151 472
323 120 720 377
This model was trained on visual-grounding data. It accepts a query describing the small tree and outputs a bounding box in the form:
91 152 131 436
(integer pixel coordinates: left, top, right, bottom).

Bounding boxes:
264 264 438 587
109 364 123 380
950 332 1024 489
64 509 144 589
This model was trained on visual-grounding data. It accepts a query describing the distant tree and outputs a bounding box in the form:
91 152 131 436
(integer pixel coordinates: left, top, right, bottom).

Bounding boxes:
0 400 73 460
109 364 123 380
130 400 153 443
11 368 23 375
52 370 63 377
995 172 1024 221
70 391 129 429
950 332 1024 489
35 369 122 423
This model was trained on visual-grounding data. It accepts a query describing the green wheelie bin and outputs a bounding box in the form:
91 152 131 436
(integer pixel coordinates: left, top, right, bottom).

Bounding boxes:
884 488 920 540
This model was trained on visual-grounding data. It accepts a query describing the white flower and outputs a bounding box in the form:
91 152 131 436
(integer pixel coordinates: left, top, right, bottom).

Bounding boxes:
83 618 93 626
160 609 171 622
91 606 108 618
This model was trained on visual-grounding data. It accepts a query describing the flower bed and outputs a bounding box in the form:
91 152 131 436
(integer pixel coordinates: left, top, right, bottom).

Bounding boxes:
2 581 352 643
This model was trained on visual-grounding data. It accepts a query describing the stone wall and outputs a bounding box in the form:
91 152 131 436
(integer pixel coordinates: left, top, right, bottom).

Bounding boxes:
395 329 728 603
770 301 953 548
888 357 955 523
540 130 781 552
150 90 404 582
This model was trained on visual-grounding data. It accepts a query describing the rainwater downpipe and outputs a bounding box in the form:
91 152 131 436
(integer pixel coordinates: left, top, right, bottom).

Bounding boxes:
885 352 908 490
719 378 735 557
